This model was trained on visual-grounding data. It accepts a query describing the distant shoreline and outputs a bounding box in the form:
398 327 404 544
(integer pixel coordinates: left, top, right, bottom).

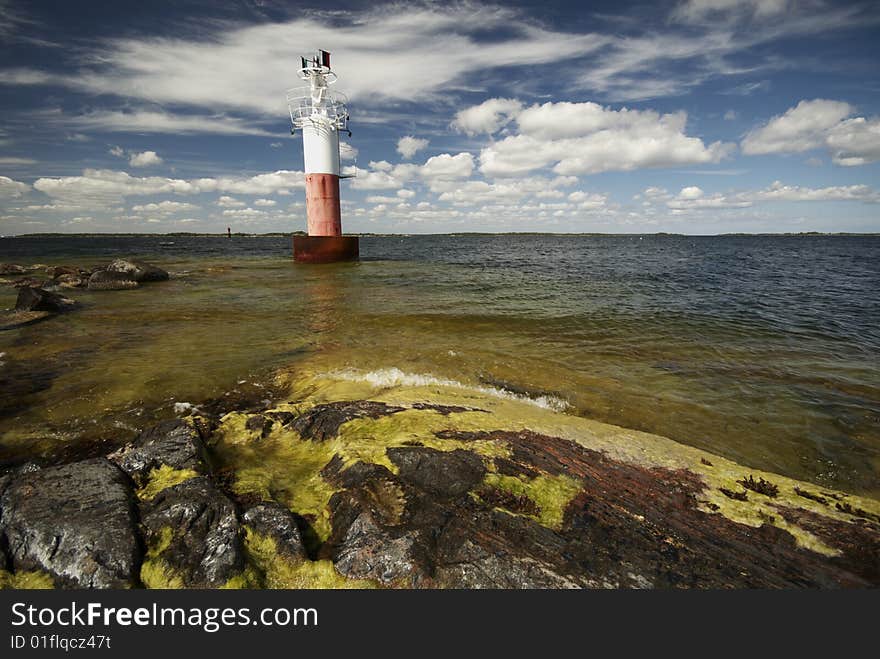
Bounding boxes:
2 231 879 238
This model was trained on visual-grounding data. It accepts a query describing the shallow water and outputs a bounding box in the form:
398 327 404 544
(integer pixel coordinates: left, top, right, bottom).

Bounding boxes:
1 233 878 495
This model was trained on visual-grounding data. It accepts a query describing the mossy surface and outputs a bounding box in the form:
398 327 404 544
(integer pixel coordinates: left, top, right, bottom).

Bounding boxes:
140 526 185 589
243 527 376 589
481 472 582 529
0 569 56 589
137 465 200 501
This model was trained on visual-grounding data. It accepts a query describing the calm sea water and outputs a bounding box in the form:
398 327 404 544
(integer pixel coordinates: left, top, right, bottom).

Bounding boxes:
2 234 878 495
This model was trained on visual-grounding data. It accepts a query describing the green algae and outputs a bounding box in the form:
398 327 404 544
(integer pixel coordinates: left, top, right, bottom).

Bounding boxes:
243 527 375 589
481 472 582 530
0 569 56 589
137 465 200 501
140 526 186 589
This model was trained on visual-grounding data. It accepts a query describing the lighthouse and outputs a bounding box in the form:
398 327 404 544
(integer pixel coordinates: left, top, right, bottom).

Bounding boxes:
287 50 359 263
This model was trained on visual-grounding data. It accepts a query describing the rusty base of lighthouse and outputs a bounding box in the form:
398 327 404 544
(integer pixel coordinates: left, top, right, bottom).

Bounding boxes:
293 235 359 263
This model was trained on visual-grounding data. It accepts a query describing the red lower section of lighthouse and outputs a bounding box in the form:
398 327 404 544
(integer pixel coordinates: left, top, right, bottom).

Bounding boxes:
294 172 358 263
293 235 359 263
304 173 342 236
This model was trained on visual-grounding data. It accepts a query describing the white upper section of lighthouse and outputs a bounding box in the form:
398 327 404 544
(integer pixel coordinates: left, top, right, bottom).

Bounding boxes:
287 50 349 176
286 51 349 134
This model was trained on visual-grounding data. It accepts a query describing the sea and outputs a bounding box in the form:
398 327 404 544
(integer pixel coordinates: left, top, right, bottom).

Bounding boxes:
1 233 878 496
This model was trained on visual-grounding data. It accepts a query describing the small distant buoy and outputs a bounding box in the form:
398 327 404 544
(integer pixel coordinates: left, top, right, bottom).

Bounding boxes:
227 227 231 238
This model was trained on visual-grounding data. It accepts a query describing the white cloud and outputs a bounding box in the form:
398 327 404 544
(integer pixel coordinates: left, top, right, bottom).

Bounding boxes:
33 168 304 206
672 0 790 24
679 186 704 200
217 195 245 208
0 175 30 198
63 109 272 136
742 99 880 166
420 153 474 181
339 141 358 162
749 181 880 202
474 100 732 177
452 98 522 136
742 99 852 155
0 156 36 166
131 200 198 213
253 198 277 207
129 150 163 167
109 145 125 157
396 136 429 159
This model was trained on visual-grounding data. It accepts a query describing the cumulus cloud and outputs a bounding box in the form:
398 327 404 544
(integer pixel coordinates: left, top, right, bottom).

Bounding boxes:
742 99 880 166
396 136 429 159
131 200 198 212
470 99 732 177
452 99 522 136
655 180 880 211
749 180 880 202
217 195 245 208
33 168 304 206
339 141 358 162
253 198 277 207
0 175 30 198
129 150 163 167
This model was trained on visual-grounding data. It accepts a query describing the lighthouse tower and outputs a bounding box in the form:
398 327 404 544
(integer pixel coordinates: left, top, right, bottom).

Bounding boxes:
287 50 358 262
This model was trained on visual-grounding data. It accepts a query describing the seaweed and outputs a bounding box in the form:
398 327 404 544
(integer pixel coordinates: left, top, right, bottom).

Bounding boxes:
794 487 828 505
719 487 748 501
737 475 779 498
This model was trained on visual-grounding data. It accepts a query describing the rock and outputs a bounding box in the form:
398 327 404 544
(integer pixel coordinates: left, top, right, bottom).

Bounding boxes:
0 264 26 275
0 310 52 330
139 476 243 587
46 265 80 278
105 259 169 282
14 287 78 313
87 270 139 290
291 400 404 441
242 502 307 561
110 419 209 483
0 458 141 588
54 273 85 288
10 277 48 289
387 447 486 498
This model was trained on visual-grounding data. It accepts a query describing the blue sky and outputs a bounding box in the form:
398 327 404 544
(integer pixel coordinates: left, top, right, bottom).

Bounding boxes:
0 0 878 234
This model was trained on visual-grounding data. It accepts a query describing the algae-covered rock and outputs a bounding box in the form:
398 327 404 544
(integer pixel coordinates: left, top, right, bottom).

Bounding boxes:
87 270 139 290
291 400 404 441
242 502 307 561
139 476 243 588
111 418 209 484
105 259 169 283
0 458 141 588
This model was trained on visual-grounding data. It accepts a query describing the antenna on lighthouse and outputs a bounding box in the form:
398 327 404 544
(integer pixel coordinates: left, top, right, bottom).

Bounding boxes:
286 49 358 263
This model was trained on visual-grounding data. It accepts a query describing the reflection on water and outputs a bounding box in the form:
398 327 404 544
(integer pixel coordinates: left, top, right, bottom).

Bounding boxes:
1 234 878 495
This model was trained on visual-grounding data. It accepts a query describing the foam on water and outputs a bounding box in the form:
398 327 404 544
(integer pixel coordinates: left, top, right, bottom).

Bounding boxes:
325 367 572 412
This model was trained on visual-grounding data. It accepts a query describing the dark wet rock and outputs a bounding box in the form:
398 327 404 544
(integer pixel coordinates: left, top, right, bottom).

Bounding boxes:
245 414 274 439
0 264 26 275
14 287 78 313
0 458 141 588
387 447 486 498
242 502 307 561
110 419 209 484
0 542 7 571
291 400 405 441
140 476 243 587
105 259 169 283
87 270 139 290
320 424 880 589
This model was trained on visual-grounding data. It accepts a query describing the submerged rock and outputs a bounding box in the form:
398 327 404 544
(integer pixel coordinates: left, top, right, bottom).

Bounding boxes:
105 259 169 283
110 419 209 484
0 310 52 331
14 287 78 313
87 270 139 290
0 458 141 588
0 264 26 275
139 476 243 588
